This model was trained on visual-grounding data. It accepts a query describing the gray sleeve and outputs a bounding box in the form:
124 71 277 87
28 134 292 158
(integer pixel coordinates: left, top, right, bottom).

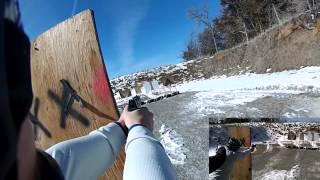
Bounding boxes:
46 122 126 180
123 125 177 180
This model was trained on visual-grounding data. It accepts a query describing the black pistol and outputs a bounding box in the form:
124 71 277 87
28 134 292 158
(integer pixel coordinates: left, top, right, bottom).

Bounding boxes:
128 96 142 111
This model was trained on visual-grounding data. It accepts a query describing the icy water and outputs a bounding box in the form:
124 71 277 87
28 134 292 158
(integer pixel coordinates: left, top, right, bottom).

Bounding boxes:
253 144 320 180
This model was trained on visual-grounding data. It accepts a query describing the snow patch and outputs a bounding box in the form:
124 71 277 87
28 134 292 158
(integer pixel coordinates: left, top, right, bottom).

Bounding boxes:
176 66 320 93
179 66 320 118
259 164 300 180
159 124 188 165
187 90 302 116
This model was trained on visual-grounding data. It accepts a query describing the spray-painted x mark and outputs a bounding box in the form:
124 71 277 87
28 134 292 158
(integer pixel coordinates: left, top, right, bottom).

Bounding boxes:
48 79 116 129
29 97 52 139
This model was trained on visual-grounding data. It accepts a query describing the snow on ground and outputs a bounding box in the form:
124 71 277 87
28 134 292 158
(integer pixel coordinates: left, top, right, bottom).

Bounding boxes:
188 90 303 117
114 66 320 179
159 124 188 165
258 164 301 180
116 66 320 115
175 66 320 118
176 66 320 93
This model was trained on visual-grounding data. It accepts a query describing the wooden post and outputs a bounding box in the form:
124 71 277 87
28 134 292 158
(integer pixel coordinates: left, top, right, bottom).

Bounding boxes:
31 10 124 179
227 126 252 180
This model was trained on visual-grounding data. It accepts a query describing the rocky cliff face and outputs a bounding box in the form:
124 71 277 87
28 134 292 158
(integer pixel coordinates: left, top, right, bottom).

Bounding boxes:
111 13 320 92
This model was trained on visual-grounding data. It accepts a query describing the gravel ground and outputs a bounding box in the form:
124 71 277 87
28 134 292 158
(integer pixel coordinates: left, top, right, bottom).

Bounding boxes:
196 91 320 121
209 144 320 179
241 93 320 119
144 92 208 180
252 144 320 180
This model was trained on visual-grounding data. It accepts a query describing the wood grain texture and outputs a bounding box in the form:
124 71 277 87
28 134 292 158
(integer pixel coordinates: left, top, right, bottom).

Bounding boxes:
227 126 252 180
30 10 125 179
229 155 252 180
227 126 251 147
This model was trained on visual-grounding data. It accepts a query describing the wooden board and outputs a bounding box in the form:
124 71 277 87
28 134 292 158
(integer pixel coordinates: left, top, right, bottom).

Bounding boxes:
30 10 124 179
228 126 251 147
229 155 252 180
227 126 252 180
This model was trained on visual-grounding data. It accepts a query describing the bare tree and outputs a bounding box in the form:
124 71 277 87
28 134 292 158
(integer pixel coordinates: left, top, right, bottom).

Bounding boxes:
272 3 282 24
241 19 249 43
182 32 200 61
188 5 218 54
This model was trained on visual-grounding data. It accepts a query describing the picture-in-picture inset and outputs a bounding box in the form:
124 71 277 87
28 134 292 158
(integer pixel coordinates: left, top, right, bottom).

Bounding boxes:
210 121 320 180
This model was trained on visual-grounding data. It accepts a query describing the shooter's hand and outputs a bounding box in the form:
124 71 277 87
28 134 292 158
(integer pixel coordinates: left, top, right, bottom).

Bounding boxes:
119 105 154 132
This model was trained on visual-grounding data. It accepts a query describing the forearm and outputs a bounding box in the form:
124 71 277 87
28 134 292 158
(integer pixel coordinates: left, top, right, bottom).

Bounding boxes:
124 125 177 180
46 122 126 180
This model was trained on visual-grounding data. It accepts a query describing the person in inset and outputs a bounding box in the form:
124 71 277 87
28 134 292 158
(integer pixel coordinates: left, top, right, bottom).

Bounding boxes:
1 0 177 179
209 138 255 180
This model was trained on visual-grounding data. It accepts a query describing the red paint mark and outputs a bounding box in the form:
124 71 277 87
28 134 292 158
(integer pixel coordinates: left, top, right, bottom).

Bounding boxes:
93 64 112 103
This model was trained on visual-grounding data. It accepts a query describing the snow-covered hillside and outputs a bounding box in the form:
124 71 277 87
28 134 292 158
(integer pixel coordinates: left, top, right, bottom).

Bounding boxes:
111 59 201 91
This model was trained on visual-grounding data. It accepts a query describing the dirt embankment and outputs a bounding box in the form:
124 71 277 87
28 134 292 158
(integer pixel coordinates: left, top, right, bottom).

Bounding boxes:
112 14 320 90
207 14 320 75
